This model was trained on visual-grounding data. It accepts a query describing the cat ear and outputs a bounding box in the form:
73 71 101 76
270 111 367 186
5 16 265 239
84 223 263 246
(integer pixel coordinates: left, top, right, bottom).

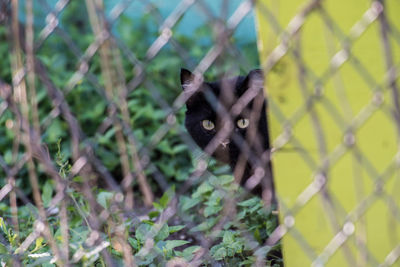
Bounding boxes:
238 69 264 96
246 69 264 89
238 69 264 95
180 68 195 90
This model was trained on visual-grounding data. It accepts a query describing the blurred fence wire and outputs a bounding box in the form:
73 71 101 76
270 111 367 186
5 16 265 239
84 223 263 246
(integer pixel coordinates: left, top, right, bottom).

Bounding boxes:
0 0 399 266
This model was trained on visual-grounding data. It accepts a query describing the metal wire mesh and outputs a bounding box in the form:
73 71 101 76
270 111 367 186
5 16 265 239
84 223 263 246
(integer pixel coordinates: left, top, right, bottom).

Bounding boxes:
0 0 399 266
256 0 400 265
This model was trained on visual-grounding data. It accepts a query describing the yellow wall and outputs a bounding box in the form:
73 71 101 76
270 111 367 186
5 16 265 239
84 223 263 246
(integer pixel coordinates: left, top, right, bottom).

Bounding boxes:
255 0 400 265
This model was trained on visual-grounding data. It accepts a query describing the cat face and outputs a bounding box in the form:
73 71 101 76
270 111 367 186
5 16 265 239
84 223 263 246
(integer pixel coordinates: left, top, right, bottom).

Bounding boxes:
181 68 269 166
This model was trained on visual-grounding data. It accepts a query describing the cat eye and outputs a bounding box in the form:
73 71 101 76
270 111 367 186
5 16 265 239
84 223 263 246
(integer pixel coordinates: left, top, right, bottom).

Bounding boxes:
202 120 215 131
237 118 249 129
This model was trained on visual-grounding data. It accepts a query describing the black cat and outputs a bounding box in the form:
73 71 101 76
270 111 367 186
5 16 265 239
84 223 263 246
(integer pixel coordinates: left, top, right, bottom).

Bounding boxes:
180 68 276 205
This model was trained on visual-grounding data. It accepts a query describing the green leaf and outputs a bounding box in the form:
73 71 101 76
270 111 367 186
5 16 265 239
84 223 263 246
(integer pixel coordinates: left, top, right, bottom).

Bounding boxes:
192 182 213 198
180 246 202 261
238 197 260 207
148 211 160 219
190 217 218 232
128 237 140 250
215 174 234 186
164 240 189 250
222 231 235 244
204 205 222 217
42 180 53 208
159 185 175 209
97 191 114 209
0 217 7 234
254 245 273 258
169 225 185 234
0 242 7 254
141 220 154 226
30 237 44 253
249 203 262 213
228 241 243 255
72 176 84 182
134 250 157 266
28 255 54 267
211 246 227 260
239 258 256 266
98 128 115 144
205 191 222 206
180 196 201 211
135 224 151 244
157 140 174 155
172 144 187 154
153 202 163 211
155 223 169 241
45 119 64 143
254 228 261 243
266 219 277 235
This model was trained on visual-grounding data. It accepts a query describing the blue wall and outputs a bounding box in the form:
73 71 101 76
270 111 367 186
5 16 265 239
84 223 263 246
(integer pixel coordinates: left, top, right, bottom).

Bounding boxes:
20 0 256 44
27 0 256 44
105 0 256 44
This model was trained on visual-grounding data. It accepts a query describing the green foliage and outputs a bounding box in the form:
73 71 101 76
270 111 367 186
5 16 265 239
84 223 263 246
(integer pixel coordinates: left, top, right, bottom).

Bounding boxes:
0 26 11 84
0 2 282 266
179 171 282 266
0 166 281 266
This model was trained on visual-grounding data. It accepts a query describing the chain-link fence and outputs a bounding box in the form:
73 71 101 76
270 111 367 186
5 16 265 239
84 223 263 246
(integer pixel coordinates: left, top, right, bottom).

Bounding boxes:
0 0 399 266
256 0 400 266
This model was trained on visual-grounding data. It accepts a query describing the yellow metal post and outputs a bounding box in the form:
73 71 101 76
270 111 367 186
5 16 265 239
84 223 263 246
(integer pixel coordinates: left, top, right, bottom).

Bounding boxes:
255 0 400 265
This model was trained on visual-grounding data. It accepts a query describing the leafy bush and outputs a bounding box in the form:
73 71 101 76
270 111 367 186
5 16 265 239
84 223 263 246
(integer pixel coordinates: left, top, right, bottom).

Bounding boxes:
0 159 281 266
0 2 282 265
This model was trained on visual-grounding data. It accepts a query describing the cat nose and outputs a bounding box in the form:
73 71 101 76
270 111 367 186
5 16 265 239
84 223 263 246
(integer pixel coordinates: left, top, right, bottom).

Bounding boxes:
221 140 230 148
